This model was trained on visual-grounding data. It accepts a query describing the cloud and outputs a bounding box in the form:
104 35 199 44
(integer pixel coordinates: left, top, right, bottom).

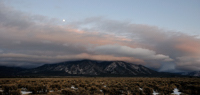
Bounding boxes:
0 53 143 68
0 49 3 53
176 56 200 71
174 35 200 55
159 62 176 72
89 44 173 61
0 1 200 72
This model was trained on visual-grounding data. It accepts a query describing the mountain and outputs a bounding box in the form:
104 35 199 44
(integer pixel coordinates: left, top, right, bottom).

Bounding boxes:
0 60 184 77
181 71 200 77
19 60 161 77
0 66 26 77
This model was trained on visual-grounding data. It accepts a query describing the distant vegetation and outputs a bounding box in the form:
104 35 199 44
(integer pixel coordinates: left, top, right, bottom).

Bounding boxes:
0 77 199 95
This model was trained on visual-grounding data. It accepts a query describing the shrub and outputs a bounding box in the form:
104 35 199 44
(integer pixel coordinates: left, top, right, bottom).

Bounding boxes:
28 86 39 94
2 84 18 95
143 86 153 95
62 88 76 95
10 89 21 95
50 84 62 90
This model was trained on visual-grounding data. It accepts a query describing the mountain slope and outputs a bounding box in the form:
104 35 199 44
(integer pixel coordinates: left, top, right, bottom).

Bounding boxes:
0 66 26 77
182 71 200 77
20 60 159 76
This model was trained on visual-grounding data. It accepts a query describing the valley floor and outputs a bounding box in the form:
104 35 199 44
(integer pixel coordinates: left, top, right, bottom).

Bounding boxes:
0 77 199 95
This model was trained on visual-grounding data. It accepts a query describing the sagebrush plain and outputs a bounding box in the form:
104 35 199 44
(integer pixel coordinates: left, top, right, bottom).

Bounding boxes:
0 77 199 95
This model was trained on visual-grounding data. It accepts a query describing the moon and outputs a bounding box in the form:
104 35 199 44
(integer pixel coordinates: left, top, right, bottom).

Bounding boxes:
63 19 65 22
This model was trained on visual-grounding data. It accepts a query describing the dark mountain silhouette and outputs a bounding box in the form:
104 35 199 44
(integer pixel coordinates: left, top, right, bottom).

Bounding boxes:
0 66 26 77
0 60 185 77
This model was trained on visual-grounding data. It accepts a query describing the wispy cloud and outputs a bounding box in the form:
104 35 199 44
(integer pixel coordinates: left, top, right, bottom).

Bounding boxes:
89 45 173 61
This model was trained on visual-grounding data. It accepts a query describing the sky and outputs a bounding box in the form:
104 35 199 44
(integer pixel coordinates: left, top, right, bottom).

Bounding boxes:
0 0 200 72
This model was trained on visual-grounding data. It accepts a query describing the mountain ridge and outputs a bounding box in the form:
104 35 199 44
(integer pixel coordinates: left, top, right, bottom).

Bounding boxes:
19 59 158 77
0 60 187 77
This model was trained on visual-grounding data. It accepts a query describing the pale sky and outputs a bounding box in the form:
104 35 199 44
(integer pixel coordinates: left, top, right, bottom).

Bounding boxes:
4 0 200 35
0 0 200 72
